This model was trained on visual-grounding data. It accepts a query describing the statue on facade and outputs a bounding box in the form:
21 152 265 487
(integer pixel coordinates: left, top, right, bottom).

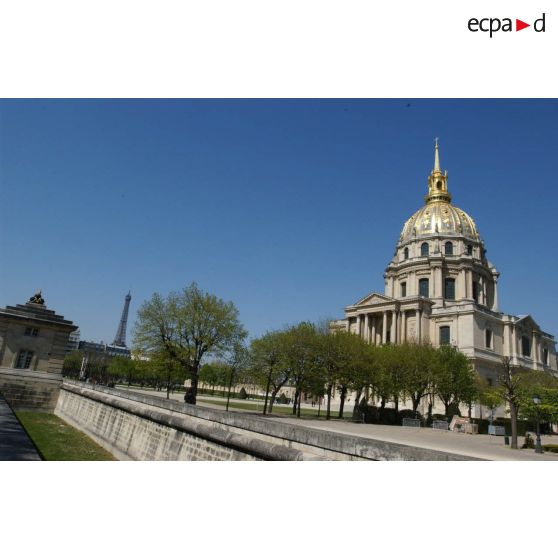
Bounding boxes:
29 290 45 305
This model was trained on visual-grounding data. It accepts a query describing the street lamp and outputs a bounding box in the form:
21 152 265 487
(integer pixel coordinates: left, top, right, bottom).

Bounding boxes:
533 395 543 454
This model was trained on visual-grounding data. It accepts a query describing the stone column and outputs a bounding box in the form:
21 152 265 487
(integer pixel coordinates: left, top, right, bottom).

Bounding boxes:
417 309 422 343
382 311 387 344
465 269 470 299
402 310 407 342
511 324 517 358
391 311 398 344
371 316 376 345
364 314 369 342
356 315 361 337
436 267 443 298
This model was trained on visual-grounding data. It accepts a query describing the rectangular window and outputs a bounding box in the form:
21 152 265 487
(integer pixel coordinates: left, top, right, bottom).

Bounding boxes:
472 281 479 303
440 326 450 345
485 329 492 349
419 278 429 298
401 282 407 298
521 336 531 357
444 278 455 300
24 327 39 337
16 350 33 369
543 348 549 365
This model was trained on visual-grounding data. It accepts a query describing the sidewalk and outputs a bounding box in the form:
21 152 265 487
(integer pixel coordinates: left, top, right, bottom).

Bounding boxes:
263 416 558 461
0 396 42 461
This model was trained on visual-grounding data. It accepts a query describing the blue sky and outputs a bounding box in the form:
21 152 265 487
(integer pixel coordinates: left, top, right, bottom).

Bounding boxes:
1 99 557 343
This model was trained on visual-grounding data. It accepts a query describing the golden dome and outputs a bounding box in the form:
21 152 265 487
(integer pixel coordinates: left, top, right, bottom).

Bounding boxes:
400 201 480 242
400 139 480 242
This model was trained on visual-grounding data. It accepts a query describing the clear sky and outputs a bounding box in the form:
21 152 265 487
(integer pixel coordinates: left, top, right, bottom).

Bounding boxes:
1 99 557 343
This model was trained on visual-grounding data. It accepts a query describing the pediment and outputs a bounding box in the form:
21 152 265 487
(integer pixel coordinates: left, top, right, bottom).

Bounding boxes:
515 314 540 331
353 292 395 307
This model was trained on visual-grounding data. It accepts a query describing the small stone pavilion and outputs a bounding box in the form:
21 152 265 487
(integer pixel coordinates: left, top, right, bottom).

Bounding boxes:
0 291 77 411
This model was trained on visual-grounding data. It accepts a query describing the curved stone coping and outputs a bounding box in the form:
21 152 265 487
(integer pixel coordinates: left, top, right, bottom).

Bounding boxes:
62 381 482 461
62 381 307 461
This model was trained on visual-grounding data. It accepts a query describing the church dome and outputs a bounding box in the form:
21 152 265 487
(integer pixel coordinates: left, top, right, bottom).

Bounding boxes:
399 140 480 242
400 201 479 241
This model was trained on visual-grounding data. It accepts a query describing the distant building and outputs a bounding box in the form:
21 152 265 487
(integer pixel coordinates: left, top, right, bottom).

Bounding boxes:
78 340 131 359
66 328 81 353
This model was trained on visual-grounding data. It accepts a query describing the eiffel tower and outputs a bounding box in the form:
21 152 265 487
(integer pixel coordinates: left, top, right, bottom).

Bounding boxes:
112 291 131 347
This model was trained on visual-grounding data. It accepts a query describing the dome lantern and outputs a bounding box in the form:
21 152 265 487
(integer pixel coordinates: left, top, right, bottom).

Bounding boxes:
425 138 451 204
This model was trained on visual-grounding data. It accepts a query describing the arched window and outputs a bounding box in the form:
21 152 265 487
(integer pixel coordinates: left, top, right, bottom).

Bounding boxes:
521 336 531 357
421 243 429 257
444 242 453 255
404 247 409 260
436 180 442 190
419 278 429 298
400 282 407 298
444 278 455 300
440 326 450 345
467 244 473 256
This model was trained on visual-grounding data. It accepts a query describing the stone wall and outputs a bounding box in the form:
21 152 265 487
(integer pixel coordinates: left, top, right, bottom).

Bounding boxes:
55 381 478 461
0 367 62 411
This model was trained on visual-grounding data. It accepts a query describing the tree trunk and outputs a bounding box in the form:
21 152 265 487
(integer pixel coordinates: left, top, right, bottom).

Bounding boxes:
353 388 363 414
190 367 199 404
412 396 419 413
292 389 299 415
338 386 347 419
394 395 399 413
510 402 519 449
326 384 332 420
297 393 302 418
263 368 272 415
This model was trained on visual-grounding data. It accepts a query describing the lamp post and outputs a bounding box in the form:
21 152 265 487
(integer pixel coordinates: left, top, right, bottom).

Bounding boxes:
533 395 543 454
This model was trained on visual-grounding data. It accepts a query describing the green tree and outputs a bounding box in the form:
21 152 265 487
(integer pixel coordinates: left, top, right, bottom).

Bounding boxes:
107 356 137 387
284 322 319 417
250 330 291 415
432 344 477 417
133 282 247 404
401 342 436 414
63 350 84 378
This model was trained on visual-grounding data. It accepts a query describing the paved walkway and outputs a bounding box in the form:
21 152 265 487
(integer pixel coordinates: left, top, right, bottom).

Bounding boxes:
123 386 558 461
262 416 558 461
0 396 42 461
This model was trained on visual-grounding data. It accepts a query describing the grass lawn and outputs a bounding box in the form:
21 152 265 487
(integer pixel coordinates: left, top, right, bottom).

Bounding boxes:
15 412 116 461
197 397 353 420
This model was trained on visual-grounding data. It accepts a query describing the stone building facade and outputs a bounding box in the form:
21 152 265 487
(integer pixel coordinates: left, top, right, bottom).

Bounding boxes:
332 141 558 395
0 292 77 411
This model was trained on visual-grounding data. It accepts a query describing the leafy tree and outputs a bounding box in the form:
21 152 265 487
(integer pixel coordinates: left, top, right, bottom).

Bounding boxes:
107 356 137 386
497 357 523 449
225 341 250 411
283 322 319 417
250 330 290 415
63 350 84 378
432 344 477 417
400 342 436 414
133 282 247 404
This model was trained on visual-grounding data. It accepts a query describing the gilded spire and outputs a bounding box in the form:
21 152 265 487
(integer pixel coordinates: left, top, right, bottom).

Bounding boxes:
434 137 440 172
